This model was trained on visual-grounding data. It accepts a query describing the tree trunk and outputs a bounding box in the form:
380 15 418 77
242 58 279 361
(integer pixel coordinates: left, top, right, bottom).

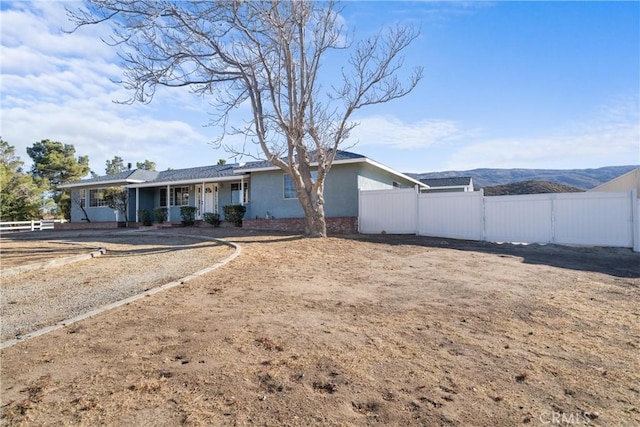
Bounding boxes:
304 206 327 238
298 188 327 238
79 204 91 223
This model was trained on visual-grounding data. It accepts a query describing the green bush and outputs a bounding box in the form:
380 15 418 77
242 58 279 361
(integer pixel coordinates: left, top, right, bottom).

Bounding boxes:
180 206 197 226
203 212 221 227
153 207 168 224
138 209 153 226
223 205 246 227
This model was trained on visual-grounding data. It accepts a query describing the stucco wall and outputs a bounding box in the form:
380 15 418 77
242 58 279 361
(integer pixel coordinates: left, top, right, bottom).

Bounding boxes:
589 167 640 197
69 188 127 223
247 163 360 220
137 189 155 213
247 162 418 220
357 162 416 191
68 189 84 222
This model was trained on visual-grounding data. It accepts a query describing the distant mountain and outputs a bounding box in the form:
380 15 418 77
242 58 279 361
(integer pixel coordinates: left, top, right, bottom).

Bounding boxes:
407 165 637 190
482 180 583 196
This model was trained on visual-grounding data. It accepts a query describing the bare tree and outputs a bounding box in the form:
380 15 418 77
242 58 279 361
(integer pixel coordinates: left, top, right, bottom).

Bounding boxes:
71 190 92 223
68 0 422 237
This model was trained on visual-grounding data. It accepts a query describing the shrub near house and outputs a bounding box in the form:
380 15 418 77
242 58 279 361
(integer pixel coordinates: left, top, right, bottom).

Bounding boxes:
223 205 246 227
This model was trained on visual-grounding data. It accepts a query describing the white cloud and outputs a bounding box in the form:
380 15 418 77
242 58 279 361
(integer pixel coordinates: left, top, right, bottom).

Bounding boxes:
349 115 474 150
347 95 639 172
0 1 221 173
446 96 640 170
3 98 211 166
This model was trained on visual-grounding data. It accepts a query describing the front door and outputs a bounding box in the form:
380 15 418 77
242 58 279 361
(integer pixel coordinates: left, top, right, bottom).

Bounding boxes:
195 185 211 219
204 185 216 214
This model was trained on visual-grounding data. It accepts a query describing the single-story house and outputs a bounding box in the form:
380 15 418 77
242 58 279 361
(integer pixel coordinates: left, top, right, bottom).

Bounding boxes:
588 166 640 198
419 176 474 193
59 151 427 233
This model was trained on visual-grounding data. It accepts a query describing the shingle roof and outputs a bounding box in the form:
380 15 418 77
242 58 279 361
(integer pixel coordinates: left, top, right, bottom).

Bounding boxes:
142 164 238 183
61 169 159 187
420 177 472 187
63 150 416 188
234 150 366 171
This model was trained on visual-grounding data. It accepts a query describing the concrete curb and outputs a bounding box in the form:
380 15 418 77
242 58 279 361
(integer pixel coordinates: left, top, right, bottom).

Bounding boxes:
1 234 241 350
0 248 107 278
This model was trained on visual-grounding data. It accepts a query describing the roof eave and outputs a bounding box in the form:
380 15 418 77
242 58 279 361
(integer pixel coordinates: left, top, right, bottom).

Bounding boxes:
127 175 248 188
233 157 428 188
233 157 368 173
58 179 146 189
362 158 428 188
422 185 471 190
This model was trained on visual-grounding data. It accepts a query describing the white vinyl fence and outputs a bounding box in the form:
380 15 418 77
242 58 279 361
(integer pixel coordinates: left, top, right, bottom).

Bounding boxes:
0 219 58 233
359 188 639 252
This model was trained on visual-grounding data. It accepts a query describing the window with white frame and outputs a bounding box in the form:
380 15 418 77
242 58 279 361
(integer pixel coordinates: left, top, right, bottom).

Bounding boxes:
284 171 317 199
78 189 86 207
89 189 108 207
231 183 249 204
160 188 167 207
173 186 190 206
159 187 189 206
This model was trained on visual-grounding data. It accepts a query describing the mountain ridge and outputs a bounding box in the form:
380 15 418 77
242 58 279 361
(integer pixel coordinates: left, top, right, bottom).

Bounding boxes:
406 165 637 190
482 180 584 196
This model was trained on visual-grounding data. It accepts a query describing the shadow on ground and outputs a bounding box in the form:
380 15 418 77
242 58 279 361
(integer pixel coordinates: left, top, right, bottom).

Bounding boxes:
3 227 638 279
343 233 640 279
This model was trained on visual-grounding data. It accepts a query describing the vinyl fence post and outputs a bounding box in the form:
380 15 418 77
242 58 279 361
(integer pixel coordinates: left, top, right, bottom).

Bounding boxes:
632 189 639 252
550 194 556 244
357 189 361 234
31 220 35 231
415 185 419 236
480 188 486 242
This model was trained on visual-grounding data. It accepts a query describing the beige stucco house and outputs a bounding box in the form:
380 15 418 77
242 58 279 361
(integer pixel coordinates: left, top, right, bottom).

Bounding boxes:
589 167 640 198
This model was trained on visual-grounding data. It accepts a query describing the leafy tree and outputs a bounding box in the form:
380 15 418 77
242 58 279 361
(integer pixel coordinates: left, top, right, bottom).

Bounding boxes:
105 156 127 174
106 157 156 174
104 187 128 224
0 138 47 221
28 140 90 186
217 159 227 166
69 1 422 237
41 197 58 217
136 160 156 171
27 139 90 219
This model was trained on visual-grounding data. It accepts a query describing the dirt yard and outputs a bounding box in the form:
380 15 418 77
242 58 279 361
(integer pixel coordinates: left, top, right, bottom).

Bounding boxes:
1 227 638 426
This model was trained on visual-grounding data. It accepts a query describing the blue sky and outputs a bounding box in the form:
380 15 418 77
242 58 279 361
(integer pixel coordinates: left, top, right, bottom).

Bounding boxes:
1 1 638 175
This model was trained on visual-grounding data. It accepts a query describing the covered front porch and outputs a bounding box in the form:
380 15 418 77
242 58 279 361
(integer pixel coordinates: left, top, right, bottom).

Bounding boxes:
128 175 250 224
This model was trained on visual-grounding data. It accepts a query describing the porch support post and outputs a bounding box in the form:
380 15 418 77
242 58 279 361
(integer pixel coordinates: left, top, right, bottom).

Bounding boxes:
135 188 139 222
214 184 218 214
202 182 206 215
167 185 171 222
240 176 245 206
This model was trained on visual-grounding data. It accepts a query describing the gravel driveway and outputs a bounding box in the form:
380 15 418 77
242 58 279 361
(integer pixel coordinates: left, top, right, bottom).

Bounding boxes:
0 229 235 342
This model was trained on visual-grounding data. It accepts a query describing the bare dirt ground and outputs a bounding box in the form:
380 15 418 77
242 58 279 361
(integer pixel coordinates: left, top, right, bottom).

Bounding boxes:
1 227 638 426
